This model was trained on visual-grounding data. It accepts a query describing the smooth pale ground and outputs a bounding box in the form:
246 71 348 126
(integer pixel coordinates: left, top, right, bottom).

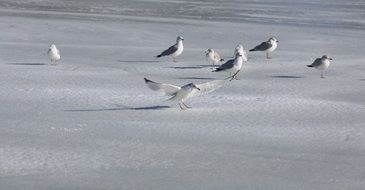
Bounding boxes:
0 5 365 190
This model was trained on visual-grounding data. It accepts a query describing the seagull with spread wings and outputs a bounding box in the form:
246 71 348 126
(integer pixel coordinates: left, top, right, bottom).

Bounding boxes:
144 78 227 110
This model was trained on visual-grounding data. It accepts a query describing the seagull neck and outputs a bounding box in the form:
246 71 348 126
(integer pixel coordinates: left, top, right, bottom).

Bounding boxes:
177 40 183 47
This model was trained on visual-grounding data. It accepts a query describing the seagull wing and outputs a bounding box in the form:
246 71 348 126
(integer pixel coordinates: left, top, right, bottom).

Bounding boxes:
214 59 234 71
310 58 322 67
252 41 272 51
189 79 228 98
157 44 178 57
144 78 181 96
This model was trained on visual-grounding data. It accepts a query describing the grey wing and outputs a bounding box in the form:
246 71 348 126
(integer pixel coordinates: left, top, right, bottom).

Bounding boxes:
157 44 178 57
144 78 181 96
310 58 322 67
218 59 234 70
189 79 228 98
253 42 272 51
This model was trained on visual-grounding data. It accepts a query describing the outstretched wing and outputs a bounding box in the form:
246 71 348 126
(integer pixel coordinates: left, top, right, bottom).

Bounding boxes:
189 79 228 98
144 78 181 96
156 44 177 57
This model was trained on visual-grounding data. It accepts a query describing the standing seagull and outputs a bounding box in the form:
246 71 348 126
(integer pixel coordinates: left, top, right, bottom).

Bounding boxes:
212 53 244 81
249 37 279 59
144 78 227 110
156 36 184 62
234 44 248 62
47 44 60 65
307 55 333 78
205 48 224 66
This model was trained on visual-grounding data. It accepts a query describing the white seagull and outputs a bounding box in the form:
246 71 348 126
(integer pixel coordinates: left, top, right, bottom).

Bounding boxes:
234 44 248 62
156 36 184 62
212 53 244 81
47 44 60 65
205 48 224 66
307 55 333 78
249 37 278 59
144 78 227 110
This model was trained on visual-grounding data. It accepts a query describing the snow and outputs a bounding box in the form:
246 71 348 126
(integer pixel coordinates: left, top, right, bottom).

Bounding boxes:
0 0 365 189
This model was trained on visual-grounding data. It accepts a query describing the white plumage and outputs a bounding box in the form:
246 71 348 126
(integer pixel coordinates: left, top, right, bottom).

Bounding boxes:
47 44 60 65
205 48 223 66
144 78 227 110
307 55 333 78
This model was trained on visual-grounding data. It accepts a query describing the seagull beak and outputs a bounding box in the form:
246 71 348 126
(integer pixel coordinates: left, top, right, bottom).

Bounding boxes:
276 40 279 42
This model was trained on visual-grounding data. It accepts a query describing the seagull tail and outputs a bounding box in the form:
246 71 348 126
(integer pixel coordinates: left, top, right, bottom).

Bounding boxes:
144 78 152 83
307 65 313 67
212 68 222 72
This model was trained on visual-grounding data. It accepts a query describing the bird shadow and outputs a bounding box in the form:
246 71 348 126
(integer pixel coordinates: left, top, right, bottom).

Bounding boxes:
360 79 365 81
8 62 46 66
166 65 216 69
176 77 216 80
118 60 161 63
64 105 170 112
270 75 304 79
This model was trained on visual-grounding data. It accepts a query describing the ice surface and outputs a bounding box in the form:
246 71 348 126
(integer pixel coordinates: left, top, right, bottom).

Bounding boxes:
0 0 365 190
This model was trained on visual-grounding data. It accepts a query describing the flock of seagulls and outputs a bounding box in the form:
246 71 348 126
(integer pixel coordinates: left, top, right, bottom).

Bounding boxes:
46 36 333 110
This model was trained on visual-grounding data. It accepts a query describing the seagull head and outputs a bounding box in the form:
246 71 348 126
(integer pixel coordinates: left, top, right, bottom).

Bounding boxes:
177 36 184 42
269 37 279 43
50 44 56 49
205 48 213 54
322 55 333 60
235 44 243 51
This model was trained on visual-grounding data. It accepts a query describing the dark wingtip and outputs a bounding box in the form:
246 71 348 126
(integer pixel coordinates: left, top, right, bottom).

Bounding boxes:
212 68 221 72
144 78 152 83
249 49 255 52
156 55 162 58
307 65 313 67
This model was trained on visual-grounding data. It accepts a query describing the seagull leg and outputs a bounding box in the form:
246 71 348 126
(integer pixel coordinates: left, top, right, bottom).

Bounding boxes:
229 70 241 81
182 102 192 109
321 71 324 78
179 102 187 110
173 57 177 63
266 52 272 59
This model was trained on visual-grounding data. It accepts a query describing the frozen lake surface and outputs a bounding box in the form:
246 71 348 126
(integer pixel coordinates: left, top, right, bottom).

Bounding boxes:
0 0 365 189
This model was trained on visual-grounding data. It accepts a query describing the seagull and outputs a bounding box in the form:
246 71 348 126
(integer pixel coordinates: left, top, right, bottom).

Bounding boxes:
47 44 60 65
249 37 278 59
234 44 248 62
307 55 333 78
212 53 244 81
205 48 224 66
156 36 184 62
144 78 227 110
